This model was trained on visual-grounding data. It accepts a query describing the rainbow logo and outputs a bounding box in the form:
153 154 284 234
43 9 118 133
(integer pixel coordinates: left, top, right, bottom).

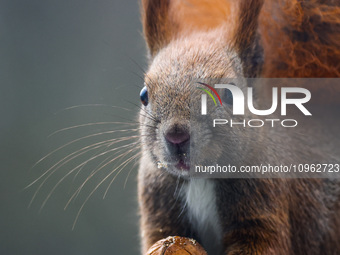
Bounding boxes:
196 82 223 106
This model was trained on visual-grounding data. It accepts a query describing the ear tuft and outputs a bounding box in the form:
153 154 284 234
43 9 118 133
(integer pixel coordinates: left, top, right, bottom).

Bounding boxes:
233 0 265 77
141 0 177 57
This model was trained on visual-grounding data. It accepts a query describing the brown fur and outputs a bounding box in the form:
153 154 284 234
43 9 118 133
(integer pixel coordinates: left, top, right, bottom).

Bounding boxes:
142 0 340 102
260 0 340 103
261 0 340 78
138 1 340 254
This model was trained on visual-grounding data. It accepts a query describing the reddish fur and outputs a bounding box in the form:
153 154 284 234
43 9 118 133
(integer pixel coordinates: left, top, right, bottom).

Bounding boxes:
139 1 340 254
260 0 340 103
260 0 340 78
170 0 232 33
142 0 340 102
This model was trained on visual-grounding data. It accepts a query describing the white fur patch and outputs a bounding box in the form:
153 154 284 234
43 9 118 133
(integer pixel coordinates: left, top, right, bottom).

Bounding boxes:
183 179 223 254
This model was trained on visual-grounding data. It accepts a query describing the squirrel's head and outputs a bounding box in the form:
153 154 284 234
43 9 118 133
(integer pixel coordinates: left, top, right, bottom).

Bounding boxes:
139 0 264 177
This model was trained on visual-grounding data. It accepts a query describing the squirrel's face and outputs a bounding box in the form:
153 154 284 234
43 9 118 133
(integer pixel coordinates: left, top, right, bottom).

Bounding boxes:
139 0 264 176
139 33 248 177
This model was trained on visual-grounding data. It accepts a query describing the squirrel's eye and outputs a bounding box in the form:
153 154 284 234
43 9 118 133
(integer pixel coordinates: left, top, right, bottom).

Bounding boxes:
140 86 148 106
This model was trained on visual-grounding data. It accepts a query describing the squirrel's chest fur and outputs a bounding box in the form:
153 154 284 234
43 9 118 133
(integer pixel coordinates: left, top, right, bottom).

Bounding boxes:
182 179 223 254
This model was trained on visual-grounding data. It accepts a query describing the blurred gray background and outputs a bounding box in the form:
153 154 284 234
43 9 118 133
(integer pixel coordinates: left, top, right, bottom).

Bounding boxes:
0 0 146 254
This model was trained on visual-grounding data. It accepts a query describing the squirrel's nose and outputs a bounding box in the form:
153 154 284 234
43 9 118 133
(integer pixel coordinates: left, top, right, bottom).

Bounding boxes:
164 126 190 146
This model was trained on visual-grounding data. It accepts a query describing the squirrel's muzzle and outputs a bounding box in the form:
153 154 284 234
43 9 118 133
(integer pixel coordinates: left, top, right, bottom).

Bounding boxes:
163 124 190 171
165 127 190 146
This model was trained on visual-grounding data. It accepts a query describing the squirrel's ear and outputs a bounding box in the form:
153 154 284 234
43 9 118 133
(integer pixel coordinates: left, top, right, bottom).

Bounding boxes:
141 0 177 57
232 0 264 77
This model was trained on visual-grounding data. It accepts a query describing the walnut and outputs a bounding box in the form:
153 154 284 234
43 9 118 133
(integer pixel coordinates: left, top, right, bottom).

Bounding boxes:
146 236 207 255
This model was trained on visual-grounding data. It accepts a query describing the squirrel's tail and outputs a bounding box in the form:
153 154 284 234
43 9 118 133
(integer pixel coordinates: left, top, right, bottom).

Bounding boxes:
260 0 340 78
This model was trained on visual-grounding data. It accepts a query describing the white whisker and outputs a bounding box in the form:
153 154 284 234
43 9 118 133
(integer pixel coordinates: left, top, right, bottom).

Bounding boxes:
65 145 140 209
29 137 138 208
71 151 141 230
54 104 132 115
123 159 140 189
48 122 138 138
103 150 142 199
31 129 139 170
27 135 138 190
39 142 139 211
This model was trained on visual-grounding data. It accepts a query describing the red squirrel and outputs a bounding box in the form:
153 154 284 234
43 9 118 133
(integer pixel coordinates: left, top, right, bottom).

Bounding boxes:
138 0 340 254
